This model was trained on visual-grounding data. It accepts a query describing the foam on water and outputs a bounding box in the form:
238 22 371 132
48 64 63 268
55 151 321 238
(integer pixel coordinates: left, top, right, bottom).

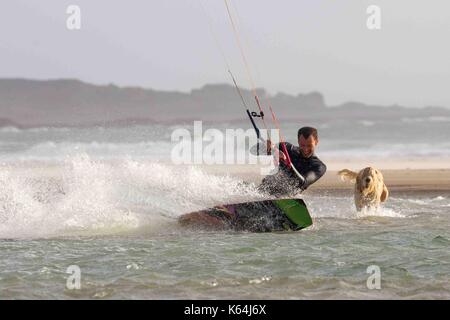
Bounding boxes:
0 126 22 133
0 157 142 238
0 140 174 162
355 207 405 218
305 195 406 220
0 155 264 239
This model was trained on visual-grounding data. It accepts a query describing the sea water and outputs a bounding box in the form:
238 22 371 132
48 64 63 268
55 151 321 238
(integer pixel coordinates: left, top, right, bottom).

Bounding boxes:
0 123 449 299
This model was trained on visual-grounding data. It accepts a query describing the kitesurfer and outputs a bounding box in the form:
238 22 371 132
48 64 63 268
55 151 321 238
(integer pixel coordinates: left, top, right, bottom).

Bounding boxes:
259 126 327 196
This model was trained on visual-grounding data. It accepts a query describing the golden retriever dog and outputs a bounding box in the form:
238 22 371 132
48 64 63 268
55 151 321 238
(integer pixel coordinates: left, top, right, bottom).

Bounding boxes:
338 167 389 211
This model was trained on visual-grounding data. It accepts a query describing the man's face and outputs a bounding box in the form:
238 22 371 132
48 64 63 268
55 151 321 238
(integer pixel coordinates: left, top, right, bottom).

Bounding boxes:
298 135 318 158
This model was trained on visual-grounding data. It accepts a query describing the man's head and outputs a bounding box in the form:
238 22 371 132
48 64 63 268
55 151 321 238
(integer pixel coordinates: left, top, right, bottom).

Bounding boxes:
297 127 319 158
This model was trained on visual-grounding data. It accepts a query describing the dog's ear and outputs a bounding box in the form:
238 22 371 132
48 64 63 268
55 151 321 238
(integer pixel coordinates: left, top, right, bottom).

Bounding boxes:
338 169 358 183
380 183 389 202
375 169 384 181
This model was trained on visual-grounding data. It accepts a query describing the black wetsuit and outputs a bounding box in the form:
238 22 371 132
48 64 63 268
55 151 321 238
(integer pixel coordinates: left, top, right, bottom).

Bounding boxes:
259 142 327 196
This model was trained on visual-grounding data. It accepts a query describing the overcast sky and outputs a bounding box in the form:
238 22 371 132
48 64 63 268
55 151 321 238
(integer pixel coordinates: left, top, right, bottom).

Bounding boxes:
1 0 449 107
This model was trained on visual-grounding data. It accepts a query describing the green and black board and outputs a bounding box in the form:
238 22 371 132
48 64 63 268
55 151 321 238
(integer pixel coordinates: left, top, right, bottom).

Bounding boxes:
180 198 312 232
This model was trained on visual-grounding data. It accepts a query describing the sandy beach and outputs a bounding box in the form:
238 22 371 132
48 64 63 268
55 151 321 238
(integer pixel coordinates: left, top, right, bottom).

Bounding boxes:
198 159 450 192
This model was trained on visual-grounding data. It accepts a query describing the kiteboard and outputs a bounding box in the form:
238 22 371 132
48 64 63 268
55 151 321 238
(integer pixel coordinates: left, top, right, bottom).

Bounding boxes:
179 198 312 232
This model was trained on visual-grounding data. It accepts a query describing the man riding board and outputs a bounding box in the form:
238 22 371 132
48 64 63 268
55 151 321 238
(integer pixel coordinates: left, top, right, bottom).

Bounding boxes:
259 126 327 196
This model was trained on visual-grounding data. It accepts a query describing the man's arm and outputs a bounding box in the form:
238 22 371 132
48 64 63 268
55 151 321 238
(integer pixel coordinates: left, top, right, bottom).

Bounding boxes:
277 142 293 164
265 140 291 163
299 162 327 190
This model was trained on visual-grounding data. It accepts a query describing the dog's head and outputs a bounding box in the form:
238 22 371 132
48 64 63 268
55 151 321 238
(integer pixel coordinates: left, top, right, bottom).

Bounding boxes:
357 167 385 196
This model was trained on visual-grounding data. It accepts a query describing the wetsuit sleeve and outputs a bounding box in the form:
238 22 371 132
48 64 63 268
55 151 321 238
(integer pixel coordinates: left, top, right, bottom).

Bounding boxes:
300 162 327 190
277 142 294 157
277 142 307 186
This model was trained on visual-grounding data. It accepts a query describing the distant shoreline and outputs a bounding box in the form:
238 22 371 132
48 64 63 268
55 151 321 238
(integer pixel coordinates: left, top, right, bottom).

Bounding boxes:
1 78 449 127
